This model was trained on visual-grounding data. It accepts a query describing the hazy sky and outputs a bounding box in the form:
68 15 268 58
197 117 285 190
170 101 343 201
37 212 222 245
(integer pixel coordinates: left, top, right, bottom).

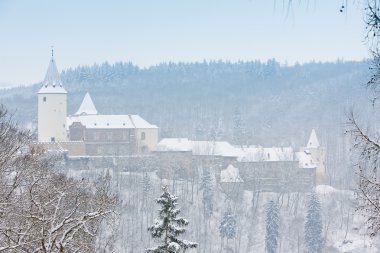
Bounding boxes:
0 0 369 86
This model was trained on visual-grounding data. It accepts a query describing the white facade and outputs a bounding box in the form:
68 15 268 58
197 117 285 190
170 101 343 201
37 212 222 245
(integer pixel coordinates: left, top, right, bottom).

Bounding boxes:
37 56 67 142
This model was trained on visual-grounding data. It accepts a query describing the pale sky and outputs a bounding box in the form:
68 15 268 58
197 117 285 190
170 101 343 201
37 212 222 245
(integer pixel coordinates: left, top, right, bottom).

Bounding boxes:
0 0 369 87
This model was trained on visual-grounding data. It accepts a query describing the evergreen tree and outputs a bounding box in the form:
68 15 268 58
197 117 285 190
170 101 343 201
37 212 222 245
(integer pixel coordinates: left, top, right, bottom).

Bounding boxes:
232 108 246 147
304 193 324 253
142 173 151 193
265 200 280 253
219 207 237 243
199 170 214 219
146 186 197 253
141 173 152 211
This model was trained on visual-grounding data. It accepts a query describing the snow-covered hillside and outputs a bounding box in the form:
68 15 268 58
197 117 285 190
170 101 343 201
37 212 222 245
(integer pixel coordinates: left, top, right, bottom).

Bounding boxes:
67 167 377 253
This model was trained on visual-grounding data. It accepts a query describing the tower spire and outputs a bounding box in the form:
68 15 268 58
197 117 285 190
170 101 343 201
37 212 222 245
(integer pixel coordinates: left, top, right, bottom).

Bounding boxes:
38 51 66 91
51 46 54 58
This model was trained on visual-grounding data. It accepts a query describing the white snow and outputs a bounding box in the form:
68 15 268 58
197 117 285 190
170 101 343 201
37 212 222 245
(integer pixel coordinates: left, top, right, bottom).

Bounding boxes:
192 141 243 157
157 139 296 161
237 146 294 162
220 164 244 183
315 184 337 194
156 138 192 152
156 139 244 157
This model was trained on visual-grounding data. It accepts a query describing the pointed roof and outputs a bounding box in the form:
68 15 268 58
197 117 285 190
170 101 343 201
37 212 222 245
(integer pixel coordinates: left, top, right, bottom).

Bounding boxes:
75 92 98 115
38 55 67 94
307 129 320 148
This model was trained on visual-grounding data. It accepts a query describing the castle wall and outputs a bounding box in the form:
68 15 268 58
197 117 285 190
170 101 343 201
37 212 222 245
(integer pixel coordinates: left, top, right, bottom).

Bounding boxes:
68 127 137 155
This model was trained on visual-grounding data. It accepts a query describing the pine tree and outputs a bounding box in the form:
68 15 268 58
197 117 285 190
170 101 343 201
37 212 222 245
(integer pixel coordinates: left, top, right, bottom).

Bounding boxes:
219 207 237 243
199 170 214 219
146 186 197 253
304 193 324 253
233 108 246 147
141 173 152 210
265 200 280 253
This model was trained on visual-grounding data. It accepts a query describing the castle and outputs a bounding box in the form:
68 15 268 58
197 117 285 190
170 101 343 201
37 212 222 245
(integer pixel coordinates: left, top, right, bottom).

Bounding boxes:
37 54 327 188
37 54 158 156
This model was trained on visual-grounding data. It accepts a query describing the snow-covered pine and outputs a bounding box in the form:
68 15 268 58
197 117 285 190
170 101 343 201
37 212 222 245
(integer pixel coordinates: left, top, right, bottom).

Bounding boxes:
265 200 280 253
199 169 214 219
141 173 152 210
142 173 152 195
304 193 324 253
219 207 237 241
146 186 197 253
232 108 245 147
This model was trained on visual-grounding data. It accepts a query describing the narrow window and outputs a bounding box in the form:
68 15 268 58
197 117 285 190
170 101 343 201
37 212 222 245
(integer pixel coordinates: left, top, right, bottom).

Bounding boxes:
43 97 47 102
141 132 146 140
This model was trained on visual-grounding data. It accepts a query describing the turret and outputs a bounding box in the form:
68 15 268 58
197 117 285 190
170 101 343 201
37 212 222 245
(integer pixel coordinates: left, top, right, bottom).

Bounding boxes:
37 52 67 142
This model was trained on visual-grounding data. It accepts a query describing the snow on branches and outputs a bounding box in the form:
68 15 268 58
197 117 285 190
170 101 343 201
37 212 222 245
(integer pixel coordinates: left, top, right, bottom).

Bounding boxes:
146 186 197 253
0 105 118 252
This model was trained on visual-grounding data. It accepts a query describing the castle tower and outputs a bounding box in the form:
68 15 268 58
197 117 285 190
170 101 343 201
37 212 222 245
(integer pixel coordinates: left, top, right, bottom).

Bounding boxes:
302 129 327 185
37 53 67 142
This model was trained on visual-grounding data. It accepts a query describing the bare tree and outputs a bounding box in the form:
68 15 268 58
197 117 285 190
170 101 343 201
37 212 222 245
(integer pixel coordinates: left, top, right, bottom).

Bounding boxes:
347 110 380 236
0 105 118 252
339 0 380 238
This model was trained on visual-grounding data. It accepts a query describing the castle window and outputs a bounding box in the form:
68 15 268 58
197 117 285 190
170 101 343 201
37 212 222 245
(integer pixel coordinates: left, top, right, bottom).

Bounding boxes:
141 132 146 140
51 137 55 142
43 97 46 102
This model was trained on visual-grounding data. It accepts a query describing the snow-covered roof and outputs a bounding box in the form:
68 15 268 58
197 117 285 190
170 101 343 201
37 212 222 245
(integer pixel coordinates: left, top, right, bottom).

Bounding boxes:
315 185 337 194
75 92 98 115
295 151 316 169
220 164 244 183
156 139 244 157
157 139 298 161
192 141 244 157
237 146 294 162
38 56 67 94
307 129 320 148
67 114 158 129
156 138 192 152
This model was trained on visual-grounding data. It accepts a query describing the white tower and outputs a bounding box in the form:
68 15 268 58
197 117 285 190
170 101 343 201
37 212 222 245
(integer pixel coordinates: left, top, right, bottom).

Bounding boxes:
37 52 67 142
301 129 327 185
